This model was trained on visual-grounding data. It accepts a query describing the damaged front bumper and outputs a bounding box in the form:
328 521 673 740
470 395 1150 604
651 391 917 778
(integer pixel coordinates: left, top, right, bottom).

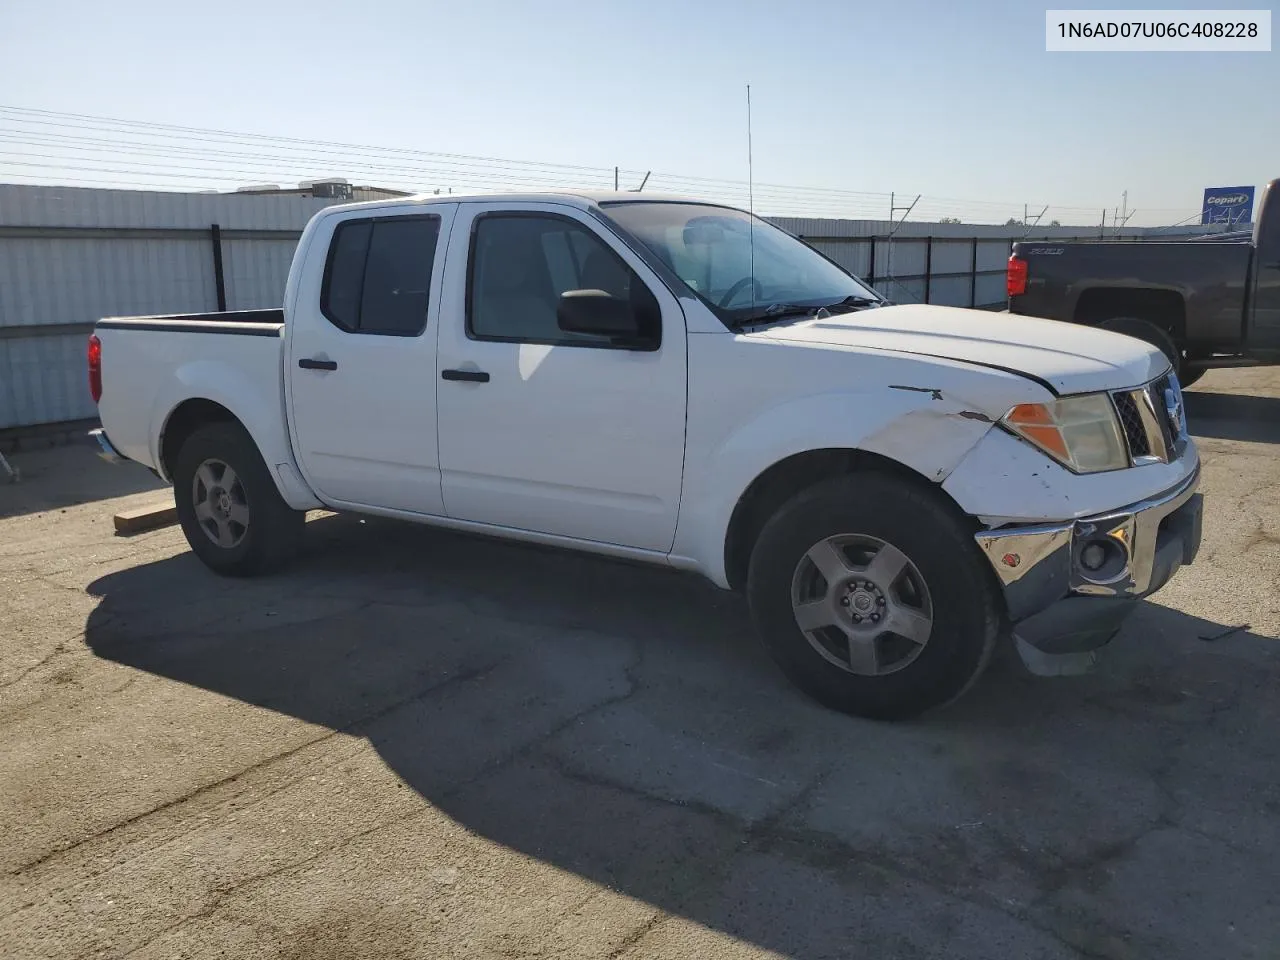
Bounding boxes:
974 465 1202 669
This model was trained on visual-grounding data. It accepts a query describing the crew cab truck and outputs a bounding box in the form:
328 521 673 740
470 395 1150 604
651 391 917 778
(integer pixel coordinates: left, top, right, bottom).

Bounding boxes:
89 191 1203 720
1008 178 1280 387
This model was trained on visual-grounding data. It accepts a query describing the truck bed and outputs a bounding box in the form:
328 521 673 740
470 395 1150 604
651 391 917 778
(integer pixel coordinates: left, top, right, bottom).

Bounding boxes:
93 308 288 473
1009 240 1253 353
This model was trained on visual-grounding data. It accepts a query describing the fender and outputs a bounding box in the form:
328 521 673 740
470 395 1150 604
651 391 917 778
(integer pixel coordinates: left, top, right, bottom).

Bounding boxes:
149 359 322 510
670 388 1006 588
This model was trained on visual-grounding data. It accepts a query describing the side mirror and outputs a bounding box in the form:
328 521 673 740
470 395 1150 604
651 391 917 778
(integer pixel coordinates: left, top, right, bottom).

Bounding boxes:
556 289 639 338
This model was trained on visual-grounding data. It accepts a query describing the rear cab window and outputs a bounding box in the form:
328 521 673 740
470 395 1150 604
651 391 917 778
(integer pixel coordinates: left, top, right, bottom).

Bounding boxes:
320 215 441 337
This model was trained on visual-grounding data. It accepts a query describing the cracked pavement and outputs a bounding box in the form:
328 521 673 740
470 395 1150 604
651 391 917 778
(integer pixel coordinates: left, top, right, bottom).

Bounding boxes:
1 367 1279 959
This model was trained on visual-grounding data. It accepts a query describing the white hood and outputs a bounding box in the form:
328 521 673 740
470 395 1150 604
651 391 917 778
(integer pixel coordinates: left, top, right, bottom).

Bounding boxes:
754 304 1170 395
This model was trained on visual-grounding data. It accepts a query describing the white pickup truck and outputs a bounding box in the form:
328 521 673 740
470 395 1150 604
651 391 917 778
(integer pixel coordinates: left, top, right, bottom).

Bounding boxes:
89 191 1203 720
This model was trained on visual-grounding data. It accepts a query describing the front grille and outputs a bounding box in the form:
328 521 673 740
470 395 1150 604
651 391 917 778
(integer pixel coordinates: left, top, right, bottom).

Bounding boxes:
1111 372 1186 465
1148 375 1175 453
1112 392 1150 459
1152 373 1187 457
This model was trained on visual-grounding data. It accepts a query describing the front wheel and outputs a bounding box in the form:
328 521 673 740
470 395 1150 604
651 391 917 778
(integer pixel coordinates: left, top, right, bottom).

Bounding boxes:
746 472 1001 720
173 421 304 577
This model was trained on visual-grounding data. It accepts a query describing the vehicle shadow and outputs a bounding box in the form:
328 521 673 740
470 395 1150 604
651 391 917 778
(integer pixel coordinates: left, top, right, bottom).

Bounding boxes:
1186 390 1280 444
0 440 166 519
82 514 1280 958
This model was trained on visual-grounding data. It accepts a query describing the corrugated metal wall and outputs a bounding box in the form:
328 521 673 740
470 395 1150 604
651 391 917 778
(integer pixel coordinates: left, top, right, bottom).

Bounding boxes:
221 237 301 311
0 184 352 429
0 184 1236 431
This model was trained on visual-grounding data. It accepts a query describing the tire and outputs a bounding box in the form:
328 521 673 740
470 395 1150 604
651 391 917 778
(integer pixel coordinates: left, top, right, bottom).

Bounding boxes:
173 421 304 577
745 472 1001 721
1097 316 1183 379
1178 366 1207 389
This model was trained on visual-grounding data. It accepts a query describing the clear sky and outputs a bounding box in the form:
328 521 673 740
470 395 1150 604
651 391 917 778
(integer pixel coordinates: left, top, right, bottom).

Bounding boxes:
0 0 1275 225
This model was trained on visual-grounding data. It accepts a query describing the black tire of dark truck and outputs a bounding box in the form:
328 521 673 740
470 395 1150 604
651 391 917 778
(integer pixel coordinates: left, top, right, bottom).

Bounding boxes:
1177 366 1208 388
1096 316 1192 383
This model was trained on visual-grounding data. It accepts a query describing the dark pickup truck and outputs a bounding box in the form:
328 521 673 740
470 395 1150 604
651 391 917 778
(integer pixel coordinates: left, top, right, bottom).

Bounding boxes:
1007 178 1280 386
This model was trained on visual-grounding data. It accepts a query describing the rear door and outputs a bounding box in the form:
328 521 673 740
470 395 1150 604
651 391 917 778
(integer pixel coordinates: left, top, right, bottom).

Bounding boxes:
434 201 688 552
286 204 457 513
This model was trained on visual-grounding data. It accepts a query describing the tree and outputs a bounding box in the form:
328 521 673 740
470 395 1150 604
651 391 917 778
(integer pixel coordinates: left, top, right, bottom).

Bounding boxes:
1005 217 1024 227
938 216 962 224
1050 219 1062 227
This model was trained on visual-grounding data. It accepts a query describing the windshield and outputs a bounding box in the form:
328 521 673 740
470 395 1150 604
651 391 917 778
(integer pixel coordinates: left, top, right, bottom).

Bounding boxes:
599 201 881 327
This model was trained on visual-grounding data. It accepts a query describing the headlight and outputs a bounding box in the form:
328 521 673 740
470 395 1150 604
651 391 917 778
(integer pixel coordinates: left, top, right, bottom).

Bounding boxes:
1002 393 1129 473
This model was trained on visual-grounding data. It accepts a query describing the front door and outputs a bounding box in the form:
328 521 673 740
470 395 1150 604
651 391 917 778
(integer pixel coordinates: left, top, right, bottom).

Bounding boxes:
287 204 456 513
434 202 688 552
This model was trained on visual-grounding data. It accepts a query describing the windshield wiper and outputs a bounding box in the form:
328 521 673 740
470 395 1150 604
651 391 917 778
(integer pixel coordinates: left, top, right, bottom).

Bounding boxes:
732 295 884 329
729 304 818 329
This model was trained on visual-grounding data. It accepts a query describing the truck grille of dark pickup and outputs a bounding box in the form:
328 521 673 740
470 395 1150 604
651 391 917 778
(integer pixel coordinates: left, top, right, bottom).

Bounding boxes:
1110 373 1186 465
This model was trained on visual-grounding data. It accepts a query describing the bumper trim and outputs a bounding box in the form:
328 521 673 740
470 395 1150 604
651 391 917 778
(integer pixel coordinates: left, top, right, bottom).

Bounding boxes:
974 463 1202 623
1071 464 1200 595
89 427 127 464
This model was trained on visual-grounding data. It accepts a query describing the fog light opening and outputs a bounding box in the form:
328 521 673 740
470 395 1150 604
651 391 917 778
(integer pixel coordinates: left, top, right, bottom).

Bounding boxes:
1075 536 1128 583
1081 542 1108 571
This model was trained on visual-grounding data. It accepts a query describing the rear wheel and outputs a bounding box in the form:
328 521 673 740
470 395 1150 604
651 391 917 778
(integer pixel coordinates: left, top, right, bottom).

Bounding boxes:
1178 366 1207 389
1097 316 1185 379
746 472 1001 721
173 422 304 576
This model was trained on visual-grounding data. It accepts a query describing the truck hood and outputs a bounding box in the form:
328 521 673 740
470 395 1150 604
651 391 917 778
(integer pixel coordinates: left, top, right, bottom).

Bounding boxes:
753 303 1170 395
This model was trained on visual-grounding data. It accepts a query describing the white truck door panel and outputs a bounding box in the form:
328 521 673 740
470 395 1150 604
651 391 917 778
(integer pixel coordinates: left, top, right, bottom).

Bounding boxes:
287 204 457 513
435 202 687 551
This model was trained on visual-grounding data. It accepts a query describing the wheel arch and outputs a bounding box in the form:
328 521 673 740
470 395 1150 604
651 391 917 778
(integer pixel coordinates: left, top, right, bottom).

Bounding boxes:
153 391 320 511
158 397 240 481
145 354 320 510
722 447 978 593
1074 287 1187 345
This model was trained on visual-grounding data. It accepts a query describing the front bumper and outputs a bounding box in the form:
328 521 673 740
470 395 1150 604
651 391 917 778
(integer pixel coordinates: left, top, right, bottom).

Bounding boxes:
974 465 1202 655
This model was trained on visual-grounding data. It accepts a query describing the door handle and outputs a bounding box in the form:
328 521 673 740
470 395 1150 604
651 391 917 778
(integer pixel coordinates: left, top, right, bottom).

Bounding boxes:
298 358 338 371
441 369 490 383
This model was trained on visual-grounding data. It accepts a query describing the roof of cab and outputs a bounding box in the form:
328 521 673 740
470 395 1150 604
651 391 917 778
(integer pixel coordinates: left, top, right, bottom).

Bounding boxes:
411 189 699 206
317 189 724 216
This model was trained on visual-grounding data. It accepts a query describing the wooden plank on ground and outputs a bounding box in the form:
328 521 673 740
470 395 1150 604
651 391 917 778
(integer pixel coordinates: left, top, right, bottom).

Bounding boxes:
113 499 178 535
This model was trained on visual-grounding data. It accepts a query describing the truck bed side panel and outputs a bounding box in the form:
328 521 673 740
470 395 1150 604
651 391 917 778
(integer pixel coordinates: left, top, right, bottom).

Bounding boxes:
95 320 319 509
1011 242 1252 351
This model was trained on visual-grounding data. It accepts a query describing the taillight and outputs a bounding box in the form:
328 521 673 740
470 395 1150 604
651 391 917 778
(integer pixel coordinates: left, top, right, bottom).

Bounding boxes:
87 334 102 404
1007 255 1028 298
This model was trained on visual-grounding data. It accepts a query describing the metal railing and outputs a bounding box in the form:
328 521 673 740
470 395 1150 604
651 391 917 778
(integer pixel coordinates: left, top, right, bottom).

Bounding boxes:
797 234 1010 308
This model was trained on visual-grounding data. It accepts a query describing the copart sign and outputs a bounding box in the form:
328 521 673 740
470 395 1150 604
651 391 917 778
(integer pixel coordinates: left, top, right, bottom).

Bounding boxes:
1201 186 1256 225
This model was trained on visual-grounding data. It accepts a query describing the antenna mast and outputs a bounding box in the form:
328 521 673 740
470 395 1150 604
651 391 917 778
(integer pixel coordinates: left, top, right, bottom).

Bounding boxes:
747 83 756 308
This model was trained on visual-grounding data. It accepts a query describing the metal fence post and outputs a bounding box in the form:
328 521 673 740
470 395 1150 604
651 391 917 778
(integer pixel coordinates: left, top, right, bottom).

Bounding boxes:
923 237 933 304
867 236 876 287
969 238 978 307
210 223 227 312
